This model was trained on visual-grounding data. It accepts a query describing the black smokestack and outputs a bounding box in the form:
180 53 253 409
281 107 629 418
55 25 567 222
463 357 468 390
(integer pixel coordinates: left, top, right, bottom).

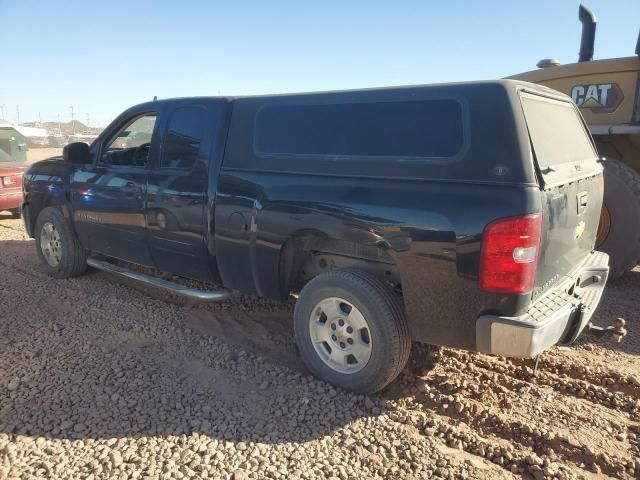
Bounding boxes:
578 4 597 62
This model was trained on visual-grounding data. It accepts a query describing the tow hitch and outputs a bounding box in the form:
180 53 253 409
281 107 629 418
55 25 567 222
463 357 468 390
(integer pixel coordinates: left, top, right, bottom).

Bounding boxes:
587 317 627 343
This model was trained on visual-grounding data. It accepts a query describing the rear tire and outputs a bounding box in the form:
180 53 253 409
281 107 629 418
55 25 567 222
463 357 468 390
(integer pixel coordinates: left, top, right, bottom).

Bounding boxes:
294 269 411 394
10 208 21 219
597 159 640 278
35 207 88 278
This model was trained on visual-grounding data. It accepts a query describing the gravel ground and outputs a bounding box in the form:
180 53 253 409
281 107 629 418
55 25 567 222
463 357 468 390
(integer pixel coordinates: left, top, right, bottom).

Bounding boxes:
0 213 638 479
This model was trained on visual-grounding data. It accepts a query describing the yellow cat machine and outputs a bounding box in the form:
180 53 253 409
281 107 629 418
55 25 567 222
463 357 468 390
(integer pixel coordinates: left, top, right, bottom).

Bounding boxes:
510 4 640 278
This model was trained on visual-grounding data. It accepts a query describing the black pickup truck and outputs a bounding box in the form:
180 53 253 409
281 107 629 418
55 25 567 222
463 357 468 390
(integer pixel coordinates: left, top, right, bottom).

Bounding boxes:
22 80 609 393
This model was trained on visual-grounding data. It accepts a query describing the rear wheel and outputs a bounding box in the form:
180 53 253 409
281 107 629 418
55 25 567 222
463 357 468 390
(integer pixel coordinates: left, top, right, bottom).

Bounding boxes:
35 207 88 278
294 269 411 394
597 159 640 278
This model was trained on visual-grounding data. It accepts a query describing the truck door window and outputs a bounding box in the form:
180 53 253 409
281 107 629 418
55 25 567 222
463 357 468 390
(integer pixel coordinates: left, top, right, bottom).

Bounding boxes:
102 114 157 167
160 107 205 169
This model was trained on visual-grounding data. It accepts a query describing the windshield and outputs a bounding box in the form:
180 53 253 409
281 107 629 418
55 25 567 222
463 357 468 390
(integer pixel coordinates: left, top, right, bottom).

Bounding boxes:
521 92 597 169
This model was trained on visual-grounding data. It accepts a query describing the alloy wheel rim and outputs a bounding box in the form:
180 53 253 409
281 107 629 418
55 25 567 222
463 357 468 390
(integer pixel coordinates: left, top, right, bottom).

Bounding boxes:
40 222 62 267
308 297 372 374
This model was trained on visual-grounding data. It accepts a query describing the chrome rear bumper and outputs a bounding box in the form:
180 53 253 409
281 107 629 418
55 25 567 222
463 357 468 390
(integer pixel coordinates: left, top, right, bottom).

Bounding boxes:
476 251 609 358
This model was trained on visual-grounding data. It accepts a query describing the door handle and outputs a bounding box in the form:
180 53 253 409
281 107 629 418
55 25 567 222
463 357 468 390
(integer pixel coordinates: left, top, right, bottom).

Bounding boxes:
577 192 588 214
579 193 588 206
122 184 141 196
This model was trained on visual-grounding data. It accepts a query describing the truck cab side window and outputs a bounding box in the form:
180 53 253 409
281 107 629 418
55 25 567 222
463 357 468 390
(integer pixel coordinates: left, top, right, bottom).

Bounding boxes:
160 107 205 169
102 114 157 167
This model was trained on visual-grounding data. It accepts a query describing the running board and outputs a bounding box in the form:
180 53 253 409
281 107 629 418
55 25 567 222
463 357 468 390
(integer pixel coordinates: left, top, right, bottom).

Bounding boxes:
86 257 232 302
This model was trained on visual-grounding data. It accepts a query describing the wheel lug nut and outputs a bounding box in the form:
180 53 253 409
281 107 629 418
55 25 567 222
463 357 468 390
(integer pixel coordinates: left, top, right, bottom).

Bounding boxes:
347 338 353 345
331 323 336 330
346 326 353 334
338 319 344 326
331 334 337 341
340 342 346 348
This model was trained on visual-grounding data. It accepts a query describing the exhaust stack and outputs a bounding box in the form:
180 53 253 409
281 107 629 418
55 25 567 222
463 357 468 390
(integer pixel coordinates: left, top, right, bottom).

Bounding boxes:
578 4 596 62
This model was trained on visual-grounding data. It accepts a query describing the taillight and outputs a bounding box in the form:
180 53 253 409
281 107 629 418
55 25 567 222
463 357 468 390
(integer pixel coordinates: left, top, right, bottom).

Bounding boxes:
2 173 23 187
2 176 18 187
479 213 542 294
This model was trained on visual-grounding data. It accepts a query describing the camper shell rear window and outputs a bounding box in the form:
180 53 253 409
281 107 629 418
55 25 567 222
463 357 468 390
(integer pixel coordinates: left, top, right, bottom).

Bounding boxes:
520 92 597 169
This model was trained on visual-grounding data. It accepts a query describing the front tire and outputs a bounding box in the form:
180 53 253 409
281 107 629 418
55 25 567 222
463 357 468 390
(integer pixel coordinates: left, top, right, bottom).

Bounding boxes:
294 269 411 394
597 159 640 278
35 207 88 278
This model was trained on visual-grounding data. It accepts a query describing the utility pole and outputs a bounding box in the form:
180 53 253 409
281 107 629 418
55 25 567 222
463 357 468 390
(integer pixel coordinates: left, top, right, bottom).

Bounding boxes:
86 112 90 134
57 114 61 134
0 105 4 122
69 105 75 134
38 112 42 127
15 106 20 125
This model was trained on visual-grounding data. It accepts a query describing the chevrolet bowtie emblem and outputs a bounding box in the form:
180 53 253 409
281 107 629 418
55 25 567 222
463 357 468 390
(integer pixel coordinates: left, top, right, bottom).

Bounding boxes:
575 221 586 239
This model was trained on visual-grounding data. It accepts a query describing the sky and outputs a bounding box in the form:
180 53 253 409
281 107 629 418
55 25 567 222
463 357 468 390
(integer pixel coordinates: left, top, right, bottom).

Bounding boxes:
1 0 638 127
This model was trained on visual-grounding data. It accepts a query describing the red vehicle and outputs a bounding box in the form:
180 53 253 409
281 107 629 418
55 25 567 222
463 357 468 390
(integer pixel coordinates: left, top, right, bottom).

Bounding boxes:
0 150 26 218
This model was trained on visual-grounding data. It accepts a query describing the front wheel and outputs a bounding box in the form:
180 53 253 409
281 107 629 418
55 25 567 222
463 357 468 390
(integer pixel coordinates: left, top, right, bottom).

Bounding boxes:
34 207 88 278
294 269 411 394
597 159 640 278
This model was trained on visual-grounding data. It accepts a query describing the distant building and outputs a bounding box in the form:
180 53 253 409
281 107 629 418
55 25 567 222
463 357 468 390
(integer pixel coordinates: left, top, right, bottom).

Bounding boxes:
0 125 31 162
7 124 48 139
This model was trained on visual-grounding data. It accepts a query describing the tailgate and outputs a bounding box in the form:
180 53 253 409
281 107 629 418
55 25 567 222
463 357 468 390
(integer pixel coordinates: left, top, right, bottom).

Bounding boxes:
520 91 604 300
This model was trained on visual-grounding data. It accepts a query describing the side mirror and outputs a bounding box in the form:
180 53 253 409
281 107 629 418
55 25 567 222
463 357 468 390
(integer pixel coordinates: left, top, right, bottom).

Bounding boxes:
63 142 92 165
